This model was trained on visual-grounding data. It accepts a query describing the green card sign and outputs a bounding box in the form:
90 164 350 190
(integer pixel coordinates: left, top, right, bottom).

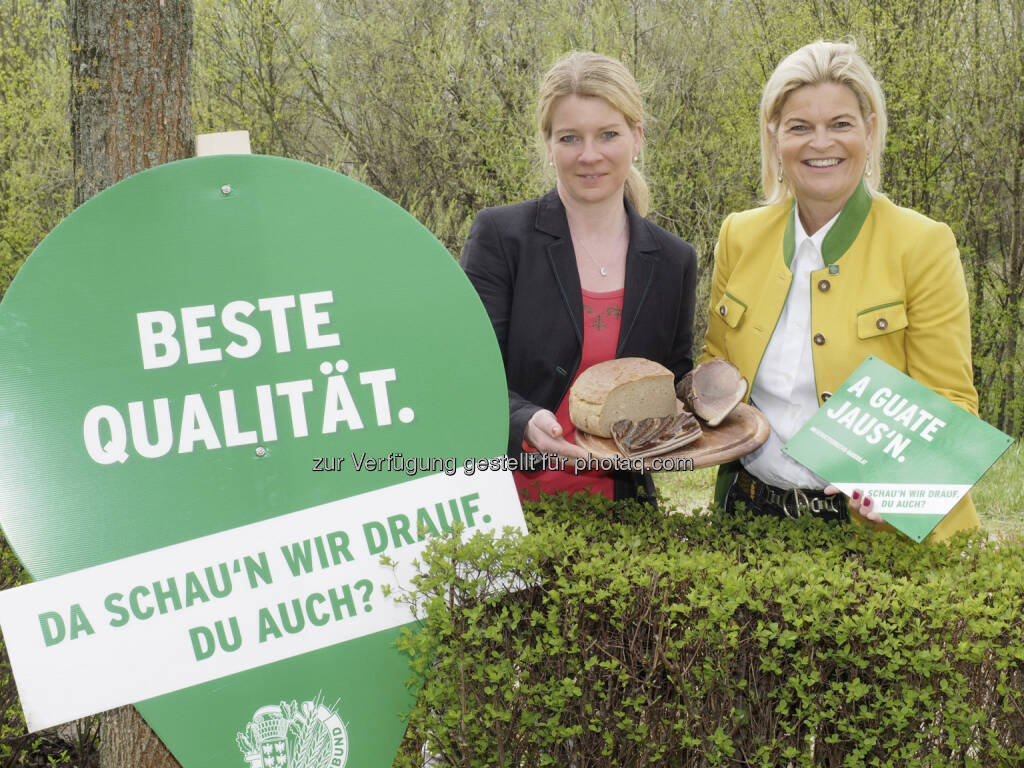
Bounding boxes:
0 156 525 766
783 356 1012 542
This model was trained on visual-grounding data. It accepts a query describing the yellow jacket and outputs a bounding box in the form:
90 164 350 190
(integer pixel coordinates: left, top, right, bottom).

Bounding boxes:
705 183 979 541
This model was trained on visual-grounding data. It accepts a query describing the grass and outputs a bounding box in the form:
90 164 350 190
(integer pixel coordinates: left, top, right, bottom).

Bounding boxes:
654 466 717 516
971 440 1024 540
654 441 1023 541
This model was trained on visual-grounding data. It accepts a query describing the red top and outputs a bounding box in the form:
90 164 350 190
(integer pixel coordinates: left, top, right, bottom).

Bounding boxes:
516 288 623 501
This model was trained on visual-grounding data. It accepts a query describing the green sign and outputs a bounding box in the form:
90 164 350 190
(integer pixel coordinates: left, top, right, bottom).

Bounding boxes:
783 356 1013 541
0 155 521 766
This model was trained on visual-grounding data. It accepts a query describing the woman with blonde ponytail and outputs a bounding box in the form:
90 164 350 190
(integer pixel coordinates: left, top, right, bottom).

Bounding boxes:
461 51 697 501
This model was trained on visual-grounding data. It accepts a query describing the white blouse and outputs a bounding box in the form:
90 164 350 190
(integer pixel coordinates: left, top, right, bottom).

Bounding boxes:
740 207 839 490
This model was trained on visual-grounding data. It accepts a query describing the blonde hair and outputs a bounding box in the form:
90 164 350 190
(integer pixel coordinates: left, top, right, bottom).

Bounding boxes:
760 40 887 205
537 51 650 216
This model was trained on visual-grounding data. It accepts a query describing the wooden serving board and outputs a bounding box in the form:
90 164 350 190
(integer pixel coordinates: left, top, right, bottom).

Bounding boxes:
575 402 770 471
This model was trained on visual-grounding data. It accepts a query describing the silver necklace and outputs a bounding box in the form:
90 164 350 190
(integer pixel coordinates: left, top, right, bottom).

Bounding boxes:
572 222 628 277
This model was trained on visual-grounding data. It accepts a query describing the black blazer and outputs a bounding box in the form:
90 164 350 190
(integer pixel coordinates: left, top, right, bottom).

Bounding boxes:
461 189 698 480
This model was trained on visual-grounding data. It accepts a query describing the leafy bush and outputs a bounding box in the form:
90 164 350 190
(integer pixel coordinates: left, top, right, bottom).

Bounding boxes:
394 494 1024 767
0 535 98 768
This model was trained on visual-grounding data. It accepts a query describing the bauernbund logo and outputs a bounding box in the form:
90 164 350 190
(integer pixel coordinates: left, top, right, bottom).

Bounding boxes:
237 694 347 768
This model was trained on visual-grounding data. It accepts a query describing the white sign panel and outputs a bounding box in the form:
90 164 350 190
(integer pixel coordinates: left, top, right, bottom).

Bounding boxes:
0 469 524 731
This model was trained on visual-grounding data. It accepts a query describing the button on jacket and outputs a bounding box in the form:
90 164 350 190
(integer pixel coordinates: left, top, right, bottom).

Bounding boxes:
705 183 979 541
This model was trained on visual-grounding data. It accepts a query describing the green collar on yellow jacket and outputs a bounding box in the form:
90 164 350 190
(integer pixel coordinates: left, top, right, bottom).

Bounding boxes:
783 180 873 268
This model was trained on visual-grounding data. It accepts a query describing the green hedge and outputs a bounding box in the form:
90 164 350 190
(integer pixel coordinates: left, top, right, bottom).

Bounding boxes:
394 495 1024 767
0 536 99 767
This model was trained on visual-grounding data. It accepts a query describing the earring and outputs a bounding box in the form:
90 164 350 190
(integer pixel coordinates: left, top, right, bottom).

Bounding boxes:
777 156 784 183
548 159 554 167
633 155 639 162
865 151 872 178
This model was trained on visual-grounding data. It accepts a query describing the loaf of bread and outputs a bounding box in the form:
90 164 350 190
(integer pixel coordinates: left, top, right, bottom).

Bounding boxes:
569 358 677 438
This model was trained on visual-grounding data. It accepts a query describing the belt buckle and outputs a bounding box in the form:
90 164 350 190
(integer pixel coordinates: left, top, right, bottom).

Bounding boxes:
811 496 835 515
782 488 810 519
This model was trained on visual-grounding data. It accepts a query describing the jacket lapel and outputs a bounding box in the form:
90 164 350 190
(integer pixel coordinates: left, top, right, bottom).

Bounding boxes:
536 190 583 343
534 190 660 352
618 201 659 353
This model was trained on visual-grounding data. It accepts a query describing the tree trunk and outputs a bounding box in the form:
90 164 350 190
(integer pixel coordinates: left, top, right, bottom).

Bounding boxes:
69 1 192 765
100 706 180 768
70 0 194 207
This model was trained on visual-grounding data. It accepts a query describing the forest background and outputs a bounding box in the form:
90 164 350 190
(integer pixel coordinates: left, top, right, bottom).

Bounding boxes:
2 0 1022 438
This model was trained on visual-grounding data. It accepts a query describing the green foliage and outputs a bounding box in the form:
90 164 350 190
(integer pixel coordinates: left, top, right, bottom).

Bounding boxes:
394 496 1024 766
186 0 1024 432
0 0 71 301
2 0 1023 432
193 0 326 161
0 535 99 767
970 441 1024 542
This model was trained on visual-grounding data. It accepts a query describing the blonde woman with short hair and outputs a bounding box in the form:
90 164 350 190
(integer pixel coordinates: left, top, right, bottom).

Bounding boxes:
706 40 978 540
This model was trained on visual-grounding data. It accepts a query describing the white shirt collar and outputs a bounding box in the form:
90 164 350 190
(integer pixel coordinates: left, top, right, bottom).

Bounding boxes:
793 204 841 254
